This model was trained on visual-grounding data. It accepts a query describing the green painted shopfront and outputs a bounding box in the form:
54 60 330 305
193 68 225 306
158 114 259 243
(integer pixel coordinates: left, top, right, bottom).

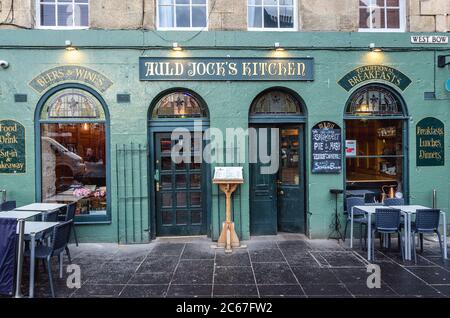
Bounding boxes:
0 30 449 243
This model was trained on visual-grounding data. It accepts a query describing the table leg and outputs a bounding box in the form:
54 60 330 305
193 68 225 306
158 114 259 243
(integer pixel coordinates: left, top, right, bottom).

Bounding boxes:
402 212 409 261
59 253 63 279
441 212 447 260
14 220 25 298
367 213 372 261
350 207 354 249
29 233 36 298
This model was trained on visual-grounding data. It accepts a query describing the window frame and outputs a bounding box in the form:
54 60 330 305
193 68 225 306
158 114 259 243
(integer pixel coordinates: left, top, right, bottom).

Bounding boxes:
358 0 406 33
247 0 298 32
156 0 209 31
35 0 90 30
35 84 111 224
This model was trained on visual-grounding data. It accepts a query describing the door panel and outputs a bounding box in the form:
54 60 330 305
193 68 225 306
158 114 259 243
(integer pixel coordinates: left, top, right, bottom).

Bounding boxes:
250 127 278 235
278 126 305 233
154 133 206 236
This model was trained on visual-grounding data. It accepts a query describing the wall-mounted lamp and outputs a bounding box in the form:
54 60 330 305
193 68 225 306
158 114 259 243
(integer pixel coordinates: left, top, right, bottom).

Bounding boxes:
369 43 382 52
172 42 182 51
438 55 450 68
274 42 285 52
65 40 76 51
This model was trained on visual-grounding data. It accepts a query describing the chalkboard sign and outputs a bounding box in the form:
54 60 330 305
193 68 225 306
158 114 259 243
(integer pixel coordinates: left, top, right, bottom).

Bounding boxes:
311 121 342 174
0 120 26 173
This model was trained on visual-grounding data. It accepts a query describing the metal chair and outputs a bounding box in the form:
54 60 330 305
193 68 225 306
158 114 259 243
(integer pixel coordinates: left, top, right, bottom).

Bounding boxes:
411 209 444 263
0 200 16 211
24 221 73 298
372 208 404 261
383 198 405 206
343 197 368 248
57 202 78 247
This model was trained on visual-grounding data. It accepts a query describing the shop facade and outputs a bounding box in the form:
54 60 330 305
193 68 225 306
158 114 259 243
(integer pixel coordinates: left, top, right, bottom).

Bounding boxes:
0 30 449 243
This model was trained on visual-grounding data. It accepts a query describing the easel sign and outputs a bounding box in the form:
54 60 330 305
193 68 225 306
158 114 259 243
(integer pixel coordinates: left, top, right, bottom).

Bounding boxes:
213 167 244 253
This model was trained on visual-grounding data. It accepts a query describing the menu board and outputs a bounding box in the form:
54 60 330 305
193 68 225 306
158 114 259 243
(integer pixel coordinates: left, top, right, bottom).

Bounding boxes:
213 167 244 182
416 117 445 166
0 120 26 173
311 121 342 174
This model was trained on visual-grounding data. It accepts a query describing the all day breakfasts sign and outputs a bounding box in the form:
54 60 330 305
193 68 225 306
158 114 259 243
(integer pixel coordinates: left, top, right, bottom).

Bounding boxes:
139 57 314 81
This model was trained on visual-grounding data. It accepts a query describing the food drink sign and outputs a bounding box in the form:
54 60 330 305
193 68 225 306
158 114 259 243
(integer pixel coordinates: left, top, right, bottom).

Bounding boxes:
416 117 444 166
0 120 26 173
139 57 314 81
311 121 342 174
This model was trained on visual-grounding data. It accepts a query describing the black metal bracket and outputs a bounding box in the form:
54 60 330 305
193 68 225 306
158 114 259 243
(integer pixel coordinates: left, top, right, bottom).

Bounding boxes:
438 55 450 68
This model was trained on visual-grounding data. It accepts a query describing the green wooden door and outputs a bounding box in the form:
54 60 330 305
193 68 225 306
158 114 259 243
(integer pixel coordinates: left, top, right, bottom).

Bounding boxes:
250 126 305 235
278 126 305 233
154 133 206 236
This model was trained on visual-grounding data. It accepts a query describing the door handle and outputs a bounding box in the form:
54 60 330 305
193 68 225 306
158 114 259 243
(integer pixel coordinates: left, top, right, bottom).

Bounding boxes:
279 190 284 195
156 182 160 192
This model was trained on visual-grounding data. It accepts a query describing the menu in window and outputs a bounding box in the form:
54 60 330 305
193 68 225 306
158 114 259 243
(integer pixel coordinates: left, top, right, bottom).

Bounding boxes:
213 167 244 182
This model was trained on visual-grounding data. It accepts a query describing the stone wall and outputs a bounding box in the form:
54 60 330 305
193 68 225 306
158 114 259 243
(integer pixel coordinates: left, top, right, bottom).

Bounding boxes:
0 1 448 34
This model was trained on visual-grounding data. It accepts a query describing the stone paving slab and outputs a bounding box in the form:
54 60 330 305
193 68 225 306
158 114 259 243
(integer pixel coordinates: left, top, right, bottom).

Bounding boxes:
9 234 450 298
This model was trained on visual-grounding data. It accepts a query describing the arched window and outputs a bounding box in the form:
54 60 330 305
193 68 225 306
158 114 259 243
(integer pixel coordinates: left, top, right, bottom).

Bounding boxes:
344 84 407 203
152 91 207 119
345 85 403 116
250 90 303 115
38 87 109 222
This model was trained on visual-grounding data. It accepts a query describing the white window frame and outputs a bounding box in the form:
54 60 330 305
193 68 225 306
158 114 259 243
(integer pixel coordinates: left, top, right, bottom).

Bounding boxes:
358 0 406 33
36 0 89 30
247 0 298 32
156 0 209 31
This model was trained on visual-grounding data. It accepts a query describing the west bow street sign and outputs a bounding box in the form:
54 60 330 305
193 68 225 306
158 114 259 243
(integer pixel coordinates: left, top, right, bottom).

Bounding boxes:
139 57 314 81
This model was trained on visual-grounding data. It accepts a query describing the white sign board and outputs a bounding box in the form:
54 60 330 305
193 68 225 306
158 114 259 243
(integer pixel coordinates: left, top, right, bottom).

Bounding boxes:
345 140 357 157
411 35 448 44
213 167 244 181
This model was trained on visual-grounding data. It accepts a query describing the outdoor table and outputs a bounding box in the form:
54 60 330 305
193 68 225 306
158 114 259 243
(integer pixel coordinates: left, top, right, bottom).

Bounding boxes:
19 221 59 298
15 203 66 221
0 210 42 220
350 205 407 261
390 205 448 261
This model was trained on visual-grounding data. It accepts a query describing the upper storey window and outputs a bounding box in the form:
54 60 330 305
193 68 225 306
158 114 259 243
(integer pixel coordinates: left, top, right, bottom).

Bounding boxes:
248 0 297 31
37 0 89 29
157 0 208 30
359 0 406 32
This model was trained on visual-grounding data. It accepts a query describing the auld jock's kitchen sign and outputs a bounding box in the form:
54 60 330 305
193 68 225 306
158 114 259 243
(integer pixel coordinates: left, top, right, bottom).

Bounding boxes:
139 57 314 81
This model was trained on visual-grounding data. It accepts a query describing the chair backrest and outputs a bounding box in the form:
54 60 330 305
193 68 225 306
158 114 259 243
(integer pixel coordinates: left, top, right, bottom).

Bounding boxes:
65 202 77 222
44 209 60 222
346 197 365 216
51 220 73 253
0 218 18 296
415 209 440 232
0 201 16 211
384 198 405 206
375 208 401 232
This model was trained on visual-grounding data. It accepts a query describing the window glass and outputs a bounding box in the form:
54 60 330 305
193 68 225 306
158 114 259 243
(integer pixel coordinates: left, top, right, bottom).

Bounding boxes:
152 92 207 119
250 90 302 115
280 128 300 185
345 86 406 203
39 0 89 28
40 89 108 220
158 0 207 29
359 0 404 31
248 0 296 30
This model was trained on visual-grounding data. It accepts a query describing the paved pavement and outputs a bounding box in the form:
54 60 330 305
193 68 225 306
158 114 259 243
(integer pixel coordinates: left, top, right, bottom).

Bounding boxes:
13 234 450 298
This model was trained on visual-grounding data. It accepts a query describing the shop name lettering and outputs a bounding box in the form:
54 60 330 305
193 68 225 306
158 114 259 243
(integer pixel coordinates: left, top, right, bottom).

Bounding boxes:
338 65 412 91
417 126 444 160
139 58 314 81
29 66 113 93
145 61 306 77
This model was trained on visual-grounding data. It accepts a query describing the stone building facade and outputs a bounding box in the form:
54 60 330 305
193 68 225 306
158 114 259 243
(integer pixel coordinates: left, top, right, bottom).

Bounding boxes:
0 0 449 32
